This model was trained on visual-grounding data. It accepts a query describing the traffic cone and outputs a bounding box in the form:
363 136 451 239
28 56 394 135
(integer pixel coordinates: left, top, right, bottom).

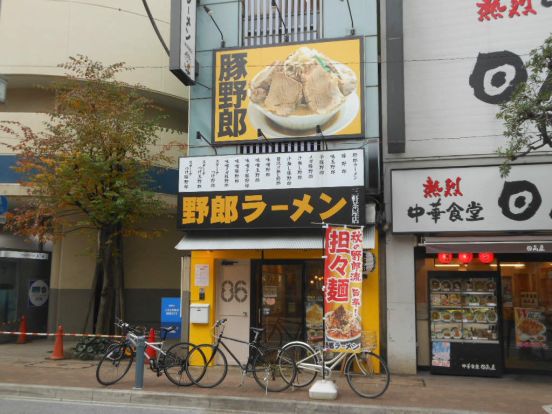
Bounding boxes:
49 325 65 360
16 316 27 344
145 328 157 363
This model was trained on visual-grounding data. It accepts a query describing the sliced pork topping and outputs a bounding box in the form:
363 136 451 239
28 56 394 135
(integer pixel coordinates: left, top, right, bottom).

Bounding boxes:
302 64 345 114
263 71 303 116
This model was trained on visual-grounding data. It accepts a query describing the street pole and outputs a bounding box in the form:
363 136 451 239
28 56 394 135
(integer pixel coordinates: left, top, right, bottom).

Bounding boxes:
134 335 145 390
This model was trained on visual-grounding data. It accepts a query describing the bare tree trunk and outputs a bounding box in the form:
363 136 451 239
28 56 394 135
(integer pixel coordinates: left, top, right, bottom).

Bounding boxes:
114 224 125 324
95 225 116 334
82 230 102 333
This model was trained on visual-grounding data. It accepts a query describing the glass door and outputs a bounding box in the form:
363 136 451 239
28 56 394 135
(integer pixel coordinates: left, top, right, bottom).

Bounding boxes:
260 263 304 347
255 260 324 347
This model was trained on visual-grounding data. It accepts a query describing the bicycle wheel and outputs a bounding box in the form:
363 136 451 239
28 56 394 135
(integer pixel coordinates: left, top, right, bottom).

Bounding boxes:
252 347 295 392
278 343 318 388
345 351 390 398
186 344 227 388
96 343 134 386
163 342 194 387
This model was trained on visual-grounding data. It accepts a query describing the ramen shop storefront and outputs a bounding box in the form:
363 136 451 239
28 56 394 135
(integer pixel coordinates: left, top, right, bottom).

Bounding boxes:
177 148 380 363
175 229 381 363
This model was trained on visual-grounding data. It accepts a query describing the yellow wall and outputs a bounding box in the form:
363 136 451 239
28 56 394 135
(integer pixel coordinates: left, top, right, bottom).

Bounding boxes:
189 235 381 351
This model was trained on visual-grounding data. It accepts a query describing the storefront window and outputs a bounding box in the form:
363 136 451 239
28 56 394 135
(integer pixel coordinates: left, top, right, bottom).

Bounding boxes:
501 261 552 372
416 250 552 374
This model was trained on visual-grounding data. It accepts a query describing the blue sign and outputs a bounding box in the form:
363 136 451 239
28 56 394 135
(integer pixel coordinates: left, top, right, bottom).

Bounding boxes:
0 196 8 215
161 297 181 339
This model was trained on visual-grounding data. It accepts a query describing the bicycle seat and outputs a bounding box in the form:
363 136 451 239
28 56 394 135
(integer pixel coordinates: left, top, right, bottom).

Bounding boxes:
250 327 264 333
161 326 177 333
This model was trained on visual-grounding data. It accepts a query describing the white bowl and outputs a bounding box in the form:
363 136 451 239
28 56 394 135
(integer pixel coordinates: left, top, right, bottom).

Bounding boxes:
249 101 342 131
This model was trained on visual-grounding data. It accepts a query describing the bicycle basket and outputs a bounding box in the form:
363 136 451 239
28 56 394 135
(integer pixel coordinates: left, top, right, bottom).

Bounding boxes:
361 330 377 352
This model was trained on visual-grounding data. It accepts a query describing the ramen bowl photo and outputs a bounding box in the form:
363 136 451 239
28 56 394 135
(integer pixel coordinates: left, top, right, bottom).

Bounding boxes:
249 47 358 132
325 305 362 342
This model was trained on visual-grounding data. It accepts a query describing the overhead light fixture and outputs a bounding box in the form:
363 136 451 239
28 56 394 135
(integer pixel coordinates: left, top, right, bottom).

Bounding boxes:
490 263 526 268
340 0 356 36
196 131 218 155
271 0 289 42
203 5 225 48
434 264 460 268
0 77 7 104
257 128 270 142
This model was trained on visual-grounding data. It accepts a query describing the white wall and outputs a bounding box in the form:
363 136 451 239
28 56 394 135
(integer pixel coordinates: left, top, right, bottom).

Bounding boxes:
400 0 552 159
0 0 186 97
385 233 417 374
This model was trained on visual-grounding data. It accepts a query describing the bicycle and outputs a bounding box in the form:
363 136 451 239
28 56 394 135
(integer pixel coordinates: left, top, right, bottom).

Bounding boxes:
278 340 390 398
96 319 195 387
264 316 305 347
186 318 296 393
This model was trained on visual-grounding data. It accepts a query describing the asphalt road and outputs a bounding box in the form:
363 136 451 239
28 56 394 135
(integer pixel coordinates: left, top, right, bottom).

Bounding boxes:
0 397 238 414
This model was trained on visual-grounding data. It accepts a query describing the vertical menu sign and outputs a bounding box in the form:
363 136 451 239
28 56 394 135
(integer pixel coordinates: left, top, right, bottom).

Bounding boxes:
324 226 364 352
170 0 196 85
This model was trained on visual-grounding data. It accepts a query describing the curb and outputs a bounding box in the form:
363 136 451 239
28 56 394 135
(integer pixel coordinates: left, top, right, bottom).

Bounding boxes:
0 383 490 414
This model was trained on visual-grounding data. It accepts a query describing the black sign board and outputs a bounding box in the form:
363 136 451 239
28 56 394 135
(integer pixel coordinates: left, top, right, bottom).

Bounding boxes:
177 186 364 230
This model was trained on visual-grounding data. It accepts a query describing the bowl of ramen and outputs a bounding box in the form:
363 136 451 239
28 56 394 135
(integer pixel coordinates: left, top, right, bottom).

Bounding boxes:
249 47 358 131
325 305 362 341
451 327 462 339
441 280 452 291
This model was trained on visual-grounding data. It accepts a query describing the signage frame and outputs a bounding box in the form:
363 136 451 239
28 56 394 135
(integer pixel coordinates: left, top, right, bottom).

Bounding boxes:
390 163 552 234
170 0 197 86
211 36 365 144
177 149 365 231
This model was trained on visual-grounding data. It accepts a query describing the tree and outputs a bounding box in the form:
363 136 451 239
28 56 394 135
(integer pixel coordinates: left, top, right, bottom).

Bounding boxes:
0 56 182 333
497 34 552 177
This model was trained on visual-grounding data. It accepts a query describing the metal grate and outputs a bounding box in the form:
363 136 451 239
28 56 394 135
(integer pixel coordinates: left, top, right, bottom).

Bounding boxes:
242 0 322 46
238 140 323 154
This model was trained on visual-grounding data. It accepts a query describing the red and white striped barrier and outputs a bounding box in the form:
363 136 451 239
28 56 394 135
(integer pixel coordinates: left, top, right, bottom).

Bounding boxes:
0 331 123 339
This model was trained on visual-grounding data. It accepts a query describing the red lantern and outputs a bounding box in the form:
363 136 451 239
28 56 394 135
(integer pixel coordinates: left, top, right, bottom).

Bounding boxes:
458 252 473 264
437 252 453 264
479 252 495 264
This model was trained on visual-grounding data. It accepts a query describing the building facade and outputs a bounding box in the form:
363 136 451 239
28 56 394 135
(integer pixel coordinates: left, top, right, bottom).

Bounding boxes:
175 0 383 361
0 0 188 335
383 1 552 374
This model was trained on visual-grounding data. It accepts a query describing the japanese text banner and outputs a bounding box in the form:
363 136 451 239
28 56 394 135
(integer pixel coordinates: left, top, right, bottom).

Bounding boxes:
178 187 364 230
213 37 364 143
324 226 363 352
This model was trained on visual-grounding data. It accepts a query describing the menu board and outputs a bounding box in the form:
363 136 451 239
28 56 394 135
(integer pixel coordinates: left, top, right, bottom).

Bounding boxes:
514 307 547 349
323 226 363 352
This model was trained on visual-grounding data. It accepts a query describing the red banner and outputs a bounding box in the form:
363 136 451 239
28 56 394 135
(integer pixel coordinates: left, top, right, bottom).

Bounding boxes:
323 226 363 352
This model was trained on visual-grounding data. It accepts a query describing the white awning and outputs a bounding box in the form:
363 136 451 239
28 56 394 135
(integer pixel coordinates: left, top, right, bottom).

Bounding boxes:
422 235 552 253
175 226 376 251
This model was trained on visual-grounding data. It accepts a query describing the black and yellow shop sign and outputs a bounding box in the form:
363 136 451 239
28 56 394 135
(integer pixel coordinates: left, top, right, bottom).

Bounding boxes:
212 37 364 143
177 187 364 230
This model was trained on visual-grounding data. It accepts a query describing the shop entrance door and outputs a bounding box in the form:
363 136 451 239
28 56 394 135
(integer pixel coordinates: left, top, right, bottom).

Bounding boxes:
216 260 250 365
255 261 324 348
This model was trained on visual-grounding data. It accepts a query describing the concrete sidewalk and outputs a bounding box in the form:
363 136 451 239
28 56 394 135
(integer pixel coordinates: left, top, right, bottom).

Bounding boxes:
0 339 551 414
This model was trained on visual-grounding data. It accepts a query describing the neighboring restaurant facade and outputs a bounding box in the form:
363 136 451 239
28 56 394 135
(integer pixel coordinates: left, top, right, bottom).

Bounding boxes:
383 2 552 375
172 0 383 362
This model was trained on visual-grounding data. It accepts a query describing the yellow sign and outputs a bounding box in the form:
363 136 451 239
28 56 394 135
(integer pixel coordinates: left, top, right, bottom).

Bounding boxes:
213 38 364 143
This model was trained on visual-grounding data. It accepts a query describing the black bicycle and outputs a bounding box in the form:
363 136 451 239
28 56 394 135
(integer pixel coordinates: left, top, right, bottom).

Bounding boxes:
186 319 296 392
96 319 195 387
